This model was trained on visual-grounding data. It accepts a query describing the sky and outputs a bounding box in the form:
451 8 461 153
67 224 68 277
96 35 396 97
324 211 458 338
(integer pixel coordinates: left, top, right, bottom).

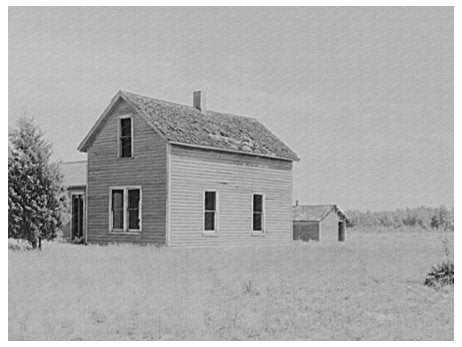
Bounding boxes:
8 7 453 211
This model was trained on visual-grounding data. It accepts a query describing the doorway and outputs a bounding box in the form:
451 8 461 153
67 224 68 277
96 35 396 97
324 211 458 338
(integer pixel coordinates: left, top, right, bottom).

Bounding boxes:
338 221 346 242
71 193 84 242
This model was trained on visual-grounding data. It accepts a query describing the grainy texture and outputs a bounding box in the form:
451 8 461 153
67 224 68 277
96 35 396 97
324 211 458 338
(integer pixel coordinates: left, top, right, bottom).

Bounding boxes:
8 231 453 340
86 99 167 244
293 221 320 242
169 144 293 247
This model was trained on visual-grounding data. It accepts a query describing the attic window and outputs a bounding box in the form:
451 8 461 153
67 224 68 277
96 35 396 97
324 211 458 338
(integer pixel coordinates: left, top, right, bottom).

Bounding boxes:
119 116 133 158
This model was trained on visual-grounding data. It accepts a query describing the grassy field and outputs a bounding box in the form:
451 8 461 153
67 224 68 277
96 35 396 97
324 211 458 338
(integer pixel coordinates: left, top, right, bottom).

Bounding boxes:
9 231 453 340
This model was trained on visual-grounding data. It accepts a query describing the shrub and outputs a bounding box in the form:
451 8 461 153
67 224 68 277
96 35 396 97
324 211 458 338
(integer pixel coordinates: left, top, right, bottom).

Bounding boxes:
424 260 454 288
424 238 454 288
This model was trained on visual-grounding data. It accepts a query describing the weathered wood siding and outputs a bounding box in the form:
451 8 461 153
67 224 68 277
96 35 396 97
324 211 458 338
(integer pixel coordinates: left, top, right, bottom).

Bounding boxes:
319 211 341 243
86 99 167 244
293 221 319 242
169 145 294 247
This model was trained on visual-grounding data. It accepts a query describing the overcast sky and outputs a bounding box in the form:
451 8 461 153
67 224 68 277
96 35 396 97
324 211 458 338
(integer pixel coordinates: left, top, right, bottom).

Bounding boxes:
9 7 453 211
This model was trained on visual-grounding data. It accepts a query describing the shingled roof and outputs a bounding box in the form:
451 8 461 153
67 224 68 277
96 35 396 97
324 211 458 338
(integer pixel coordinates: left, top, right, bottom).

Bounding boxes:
293 205 349 223
78 91 299 161
61 161 86 188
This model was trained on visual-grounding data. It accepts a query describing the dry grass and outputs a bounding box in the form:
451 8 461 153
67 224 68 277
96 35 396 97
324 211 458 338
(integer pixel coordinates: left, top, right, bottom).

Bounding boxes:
9 231 453 340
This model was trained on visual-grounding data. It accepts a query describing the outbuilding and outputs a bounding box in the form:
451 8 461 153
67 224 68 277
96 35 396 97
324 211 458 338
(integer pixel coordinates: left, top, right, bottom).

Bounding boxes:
293 204 348 242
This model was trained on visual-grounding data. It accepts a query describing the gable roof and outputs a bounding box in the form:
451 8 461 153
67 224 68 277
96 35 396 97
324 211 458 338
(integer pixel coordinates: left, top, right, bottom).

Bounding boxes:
78 91 299 161
293 205 349 222
61 160 86 188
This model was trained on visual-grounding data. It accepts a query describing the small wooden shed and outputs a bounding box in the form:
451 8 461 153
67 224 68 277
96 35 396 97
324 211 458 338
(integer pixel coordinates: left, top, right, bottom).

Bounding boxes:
293 204 348 242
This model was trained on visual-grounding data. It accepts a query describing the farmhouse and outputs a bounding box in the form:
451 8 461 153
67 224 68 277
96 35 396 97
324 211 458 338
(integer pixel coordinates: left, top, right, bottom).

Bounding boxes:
293 204 348 242
65 90 299 247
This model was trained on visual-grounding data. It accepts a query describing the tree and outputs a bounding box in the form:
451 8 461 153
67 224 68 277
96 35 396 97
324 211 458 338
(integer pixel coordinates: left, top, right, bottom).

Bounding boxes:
8 117 67 249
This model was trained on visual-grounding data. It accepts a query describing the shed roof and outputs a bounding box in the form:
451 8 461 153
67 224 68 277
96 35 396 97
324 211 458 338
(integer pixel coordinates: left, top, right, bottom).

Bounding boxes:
61 161 86 188
293 204 348 222
78 91 299 161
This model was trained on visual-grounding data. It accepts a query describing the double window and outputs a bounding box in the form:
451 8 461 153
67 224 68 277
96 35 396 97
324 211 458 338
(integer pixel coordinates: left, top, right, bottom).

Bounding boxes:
110 187 141 232
119 116 133 158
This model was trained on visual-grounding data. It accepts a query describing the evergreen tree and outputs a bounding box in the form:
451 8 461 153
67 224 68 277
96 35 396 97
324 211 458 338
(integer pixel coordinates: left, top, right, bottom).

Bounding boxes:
8 117 67 249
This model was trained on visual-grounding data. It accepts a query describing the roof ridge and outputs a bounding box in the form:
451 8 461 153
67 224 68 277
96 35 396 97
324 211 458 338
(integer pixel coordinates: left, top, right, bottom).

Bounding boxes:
121 90 258 122
121 90 196 110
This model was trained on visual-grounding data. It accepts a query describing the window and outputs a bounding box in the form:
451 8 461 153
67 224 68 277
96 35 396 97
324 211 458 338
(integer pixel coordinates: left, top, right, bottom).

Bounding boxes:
253 194 264 233
119 117 132 158
204 191 217 232
128 189 140 230
110 187 141 232
111 189 124 229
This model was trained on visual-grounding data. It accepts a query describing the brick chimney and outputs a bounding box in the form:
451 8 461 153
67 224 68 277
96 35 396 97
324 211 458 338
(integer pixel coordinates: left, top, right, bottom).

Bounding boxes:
193 91 206 113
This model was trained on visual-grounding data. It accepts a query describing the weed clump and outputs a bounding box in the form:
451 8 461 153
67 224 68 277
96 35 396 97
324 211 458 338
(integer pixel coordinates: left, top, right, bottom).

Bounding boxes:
424 260 454 288
424 238 454 288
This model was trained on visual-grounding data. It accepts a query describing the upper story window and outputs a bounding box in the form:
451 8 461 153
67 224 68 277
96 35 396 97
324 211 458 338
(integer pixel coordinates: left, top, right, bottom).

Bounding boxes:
119 116 133 158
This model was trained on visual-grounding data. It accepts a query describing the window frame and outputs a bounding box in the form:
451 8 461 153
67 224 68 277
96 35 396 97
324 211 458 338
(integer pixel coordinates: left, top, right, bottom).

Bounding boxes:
117 114 134 158
70 190 85 240
203 190 219 236
108 186 142 234
251 193 266 235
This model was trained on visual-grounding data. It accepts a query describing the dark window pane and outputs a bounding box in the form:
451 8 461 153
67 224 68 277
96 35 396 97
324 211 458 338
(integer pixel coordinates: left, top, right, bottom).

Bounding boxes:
129 209 139 229
112 190 123 209
113 208 124 229
72 196 79 237
205 191 216 211
121 137 132 157
128 189 140 230
128 189 140 209
112 190 124 229
253 194 263 212
120 118 131 137
204 211 215 231
253 213 262 231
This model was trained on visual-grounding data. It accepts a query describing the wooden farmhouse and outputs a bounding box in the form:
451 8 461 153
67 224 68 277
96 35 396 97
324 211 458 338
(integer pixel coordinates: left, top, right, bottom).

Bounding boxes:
293 204 348 242
64 90 299 247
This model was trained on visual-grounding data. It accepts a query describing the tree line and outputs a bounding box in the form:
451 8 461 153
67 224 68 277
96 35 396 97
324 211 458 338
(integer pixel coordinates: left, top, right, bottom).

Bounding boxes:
346 206 454 231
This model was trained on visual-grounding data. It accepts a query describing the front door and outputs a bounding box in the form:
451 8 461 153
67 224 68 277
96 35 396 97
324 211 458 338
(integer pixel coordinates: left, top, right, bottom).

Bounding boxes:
71 194 84 241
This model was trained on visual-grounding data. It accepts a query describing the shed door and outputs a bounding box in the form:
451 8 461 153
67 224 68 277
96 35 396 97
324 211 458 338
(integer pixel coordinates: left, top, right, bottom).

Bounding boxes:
71 194 84 240
338 221 346 242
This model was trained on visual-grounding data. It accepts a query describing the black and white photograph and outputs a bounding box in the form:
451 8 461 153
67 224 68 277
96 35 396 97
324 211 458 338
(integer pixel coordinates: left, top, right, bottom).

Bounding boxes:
7 4 454 341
